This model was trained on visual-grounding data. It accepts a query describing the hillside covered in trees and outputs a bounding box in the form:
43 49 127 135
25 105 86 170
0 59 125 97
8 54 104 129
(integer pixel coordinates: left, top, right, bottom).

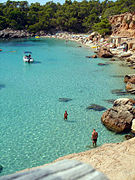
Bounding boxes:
0 0 135 35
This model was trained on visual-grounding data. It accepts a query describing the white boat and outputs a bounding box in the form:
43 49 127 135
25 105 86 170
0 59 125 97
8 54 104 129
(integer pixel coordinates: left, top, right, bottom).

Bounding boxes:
23 51 34 63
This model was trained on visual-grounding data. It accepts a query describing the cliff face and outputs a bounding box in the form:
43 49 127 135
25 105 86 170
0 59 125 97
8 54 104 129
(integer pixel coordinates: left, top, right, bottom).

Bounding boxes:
109 13 135 37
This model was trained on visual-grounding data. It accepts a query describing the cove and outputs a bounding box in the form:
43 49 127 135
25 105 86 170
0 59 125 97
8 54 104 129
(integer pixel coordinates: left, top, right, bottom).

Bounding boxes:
0 38 134 176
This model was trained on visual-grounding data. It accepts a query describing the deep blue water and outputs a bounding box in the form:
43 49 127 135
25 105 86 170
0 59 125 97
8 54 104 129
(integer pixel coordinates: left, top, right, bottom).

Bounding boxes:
0 38 134 176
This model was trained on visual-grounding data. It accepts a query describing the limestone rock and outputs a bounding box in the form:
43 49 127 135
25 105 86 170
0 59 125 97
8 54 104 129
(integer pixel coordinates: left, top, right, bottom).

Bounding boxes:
124 74 135 83
0 28 33 39
53 138 135 180
101 98 135 133
125 82 135 93
98 47 113 58
131 119 135 133
109 13 135 37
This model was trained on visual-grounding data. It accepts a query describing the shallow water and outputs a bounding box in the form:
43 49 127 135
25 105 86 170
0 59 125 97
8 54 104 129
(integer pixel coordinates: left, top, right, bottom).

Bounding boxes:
0 38 135 176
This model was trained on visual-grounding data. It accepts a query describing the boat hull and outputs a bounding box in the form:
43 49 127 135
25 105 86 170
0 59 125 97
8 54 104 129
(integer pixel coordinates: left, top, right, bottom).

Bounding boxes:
23 56 34 63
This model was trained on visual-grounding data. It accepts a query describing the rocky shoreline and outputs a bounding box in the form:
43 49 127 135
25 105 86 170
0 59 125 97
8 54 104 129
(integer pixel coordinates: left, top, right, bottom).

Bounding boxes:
1 29 135 179
53 137 135 180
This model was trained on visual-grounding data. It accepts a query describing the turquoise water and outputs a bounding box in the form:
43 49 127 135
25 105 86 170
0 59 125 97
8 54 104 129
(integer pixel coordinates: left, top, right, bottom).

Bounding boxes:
0 38 135 176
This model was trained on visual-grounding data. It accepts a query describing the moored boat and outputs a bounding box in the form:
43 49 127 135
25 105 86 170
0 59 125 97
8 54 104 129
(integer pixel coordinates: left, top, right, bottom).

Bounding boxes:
23 51 34 63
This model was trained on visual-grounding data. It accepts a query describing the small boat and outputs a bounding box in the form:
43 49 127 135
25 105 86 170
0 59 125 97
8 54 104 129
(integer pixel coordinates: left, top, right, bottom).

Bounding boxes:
35 36 40 39
23 51 34 63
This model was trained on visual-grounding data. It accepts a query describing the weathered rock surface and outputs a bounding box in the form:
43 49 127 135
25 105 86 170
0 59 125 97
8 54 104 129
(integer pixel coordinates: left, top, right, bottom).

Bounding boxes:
124 74 135 93
109 12 135 37
53 138 135 180
97 47 113 58
125 82 135 93
124 74 135 83
0 160 108 180
125 134 135 140
131 119 135 133
101 98 135 133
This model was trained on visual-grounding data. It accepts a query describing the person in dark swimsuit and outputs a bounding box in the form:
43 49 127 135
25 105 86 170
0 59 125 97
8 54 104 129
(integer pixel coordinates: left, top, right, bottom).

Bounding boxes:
91 129 98 147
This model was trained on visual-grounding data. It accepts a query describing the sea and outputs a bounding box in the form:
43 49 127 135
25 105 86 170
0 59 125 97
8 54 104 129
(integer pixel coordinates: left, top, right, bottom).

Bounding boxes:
0 37 134 176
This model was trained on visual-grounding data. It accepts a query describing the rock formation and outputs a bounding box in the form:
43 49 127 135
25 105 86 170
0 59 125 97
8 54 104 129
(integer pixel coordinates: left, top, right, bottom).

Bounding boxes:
0 28 33 39
131 119 135 133
101 98 135 133
124 74 135 94
97 47 113 58
109 12 135 37
53 137 135 180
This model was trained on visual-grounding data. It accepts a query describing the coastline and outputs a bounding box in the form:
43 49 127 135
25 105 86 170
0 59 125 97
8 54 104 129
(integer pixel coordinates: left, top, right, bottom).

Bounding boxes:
0 31 134 178
8 137 135 180
41 32 135 69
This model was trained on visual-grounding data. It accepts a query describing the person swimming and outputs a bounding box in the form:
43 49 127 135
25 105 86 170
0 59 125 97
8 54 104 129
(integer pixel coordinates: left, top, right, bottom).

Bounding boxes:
64 111 68 120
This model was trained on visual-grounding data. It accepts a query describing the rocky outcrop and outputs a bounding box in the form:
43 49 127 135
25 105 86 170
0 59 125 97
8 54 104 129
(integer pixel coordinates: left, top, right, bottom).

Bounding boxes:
124 74 135 93
97 47 113 58
53 138 135 180
131 119 135 133
101 98 135 133
0 28 33 39
109 13 135 37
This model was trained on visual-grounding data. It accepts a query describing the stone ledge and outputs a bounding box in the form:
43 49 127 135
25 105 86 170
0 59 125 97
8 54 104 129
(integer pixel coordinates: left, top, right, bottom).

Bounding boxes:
0 160 108 180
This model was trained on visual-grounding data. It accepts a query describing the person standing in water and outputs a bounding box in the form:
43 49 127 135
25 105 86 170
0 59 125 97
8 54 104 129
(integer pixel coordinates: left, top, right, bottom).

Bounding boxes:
91 129 98 147
64 111 68 120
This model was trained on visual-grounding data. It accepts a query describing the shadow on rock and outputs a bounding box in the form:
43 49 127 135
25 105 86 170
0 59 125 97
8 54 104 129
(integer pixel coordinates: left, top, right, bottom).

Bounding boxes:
86 104 106 111
111 89 129 95
59 98 72 102
0 84 5 90
125 133 135 140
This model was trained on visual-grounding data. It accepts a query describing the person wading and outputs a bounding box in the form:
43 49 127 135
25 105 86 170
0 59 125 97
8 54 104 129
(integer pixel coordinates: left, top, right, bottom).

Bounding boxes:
64 111 68 120
91 129 98 147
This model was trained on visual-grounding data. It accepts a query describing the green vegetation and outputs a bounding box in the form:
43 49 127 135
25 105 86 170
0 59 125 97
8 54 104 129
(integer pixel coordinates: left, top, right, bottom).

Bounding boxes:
0 0 135 35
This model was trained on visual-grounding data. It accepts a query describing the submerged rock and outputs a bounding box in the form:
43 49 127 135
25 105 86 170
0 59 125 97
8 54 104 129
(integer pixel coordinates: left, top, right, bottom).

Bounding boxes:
85 56 91 58
0 165 3 173
101 98 135 133
111 75 124 78
111 89 128 95
86 104 106 111
0 84 5 90
59 98 72 102
98 63 108 66
104 99 115 104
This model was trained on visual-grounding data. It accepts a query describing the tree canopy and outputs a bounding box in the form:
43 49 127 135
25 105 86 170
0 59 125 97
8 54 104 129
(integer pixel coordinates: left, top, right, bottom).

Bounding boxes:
0 0 135 34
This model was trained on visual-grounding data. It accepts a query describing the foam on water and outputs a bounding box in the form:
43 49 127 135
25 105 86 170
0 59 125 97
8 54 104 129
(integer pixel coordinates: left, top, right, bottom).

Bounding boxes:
0 38 134 175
